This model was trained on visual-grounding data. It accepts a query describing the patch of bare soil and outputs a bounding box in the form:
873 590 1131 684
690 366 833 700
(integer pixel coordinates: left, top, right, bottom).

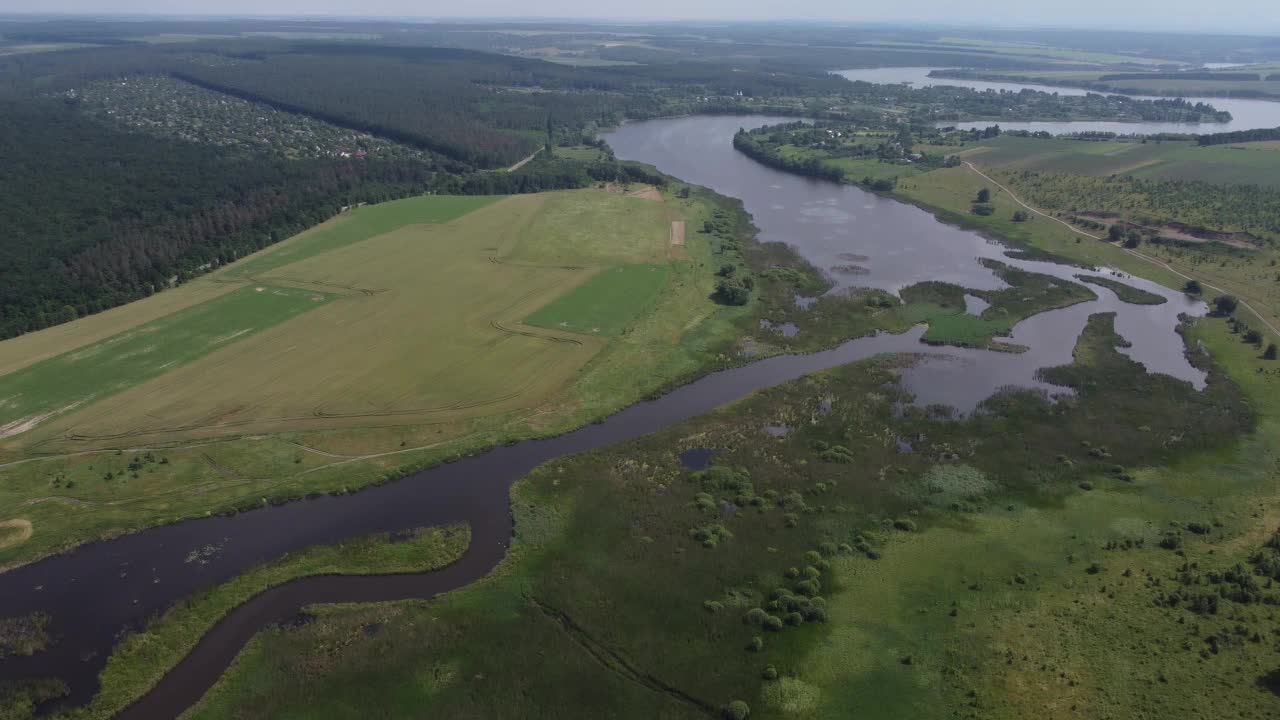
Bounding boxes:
627 185 663 202
1078 213 1261 249
0 519 33 550
670 220 686 246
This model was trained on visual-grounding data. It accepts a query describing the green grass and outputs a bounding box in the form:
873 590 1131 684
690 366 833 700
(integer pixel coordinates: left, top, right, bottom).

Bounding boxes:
177 308 1272 720
970 135 1280 189
44 525 469 720
501 190 671 267
0 285 331 437
524 265 671 336
0 186 745 571
226 195 499 278
1076 274 1167 305
552 145 608 162
895 262 1097 349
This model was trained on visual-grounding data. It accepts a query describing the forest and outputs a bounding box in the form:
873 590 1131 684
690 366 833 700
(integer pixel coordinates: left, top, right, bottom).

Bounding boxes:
0 98 661 341
1196 127 1280 145
0 35 1245 339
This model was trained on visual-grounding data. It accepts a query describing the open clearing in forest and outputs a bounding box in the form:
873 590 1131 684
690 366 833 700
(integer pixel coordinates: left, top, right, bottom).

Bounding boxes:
0 189 677 451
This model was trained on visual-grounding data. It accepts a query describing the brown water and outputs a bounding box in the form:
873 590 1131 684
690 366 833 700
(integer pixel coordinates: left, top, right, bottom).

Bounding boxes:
0 114 1207 719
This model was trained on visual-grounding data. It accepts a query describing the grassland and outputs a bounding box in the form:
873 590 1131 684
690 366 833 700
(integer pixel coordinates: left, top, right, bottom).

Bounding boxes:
525 265 671 336
0 285 332 442
181 299 1278 720
1076 274 1167 304
0 185 746 570
966 135 1280 189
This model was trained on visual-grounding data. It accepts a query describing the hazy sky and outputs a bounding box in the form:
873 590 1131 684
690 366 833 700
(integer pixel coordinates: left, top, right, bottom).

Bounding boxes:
3 0 1275 33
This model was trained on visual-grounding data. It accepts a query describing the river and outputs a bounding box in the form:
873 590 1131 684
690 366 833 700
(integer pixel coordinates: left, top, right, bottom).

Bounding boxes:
0 114 1207 718
835 67 1280 135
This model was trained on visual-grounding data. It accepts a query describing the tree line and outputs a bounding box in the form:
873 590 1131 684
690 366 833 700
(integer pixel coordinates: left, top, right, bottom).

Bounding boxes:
0 98 663 340
1196 127 1280 145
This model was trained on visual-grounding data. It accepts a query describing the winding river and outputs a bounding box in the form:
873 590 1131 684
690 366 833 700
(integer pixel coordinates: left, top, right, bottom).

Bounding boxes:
0 113 1208 718
836 67 1280 134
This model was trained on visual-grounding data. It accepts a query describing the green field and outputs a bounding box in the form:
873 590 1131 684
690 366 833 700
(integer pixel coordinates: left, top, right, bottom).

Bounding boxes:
183 307 1280 720
0 285 331 441
967 135 1280 188
0 185 744 570
227 195 499 278
525 265 671 336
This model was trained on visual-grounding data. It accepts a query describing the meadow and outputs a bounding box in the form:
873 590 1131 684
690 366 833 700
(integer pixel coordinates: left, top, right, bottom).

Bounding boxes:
183 304 1279 720
966 135 1280 188
0 185 744 569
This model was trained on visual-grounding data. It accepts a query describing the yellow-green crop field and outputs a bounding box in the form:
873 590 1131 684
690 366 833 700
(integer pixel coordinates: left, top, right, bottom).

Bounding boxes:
0 186 740 566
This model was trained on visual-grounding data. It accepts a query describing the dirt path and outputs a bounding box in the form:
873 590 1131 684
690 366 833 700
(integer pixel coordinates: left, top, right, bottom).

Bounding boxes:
963 161 1280 340
670 220 686 246
0 519 33 550
505 148 542 172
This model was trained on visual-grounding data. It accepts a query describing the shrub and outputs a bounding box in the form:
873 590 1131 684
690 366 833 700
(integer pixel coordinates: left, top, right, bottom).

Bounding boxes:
971 203 995 216
690 523 734 548
1183 279 1202 295
802 566 821 580
803 550 823 565
762 665 779 681
819 445 855 463
818 541 838 556
795 579 821 597
747 636 764 652
976 188 991 203
783 513 800 528
785 611 805 626
1012 209 1030 222
704 600 724 614
724 700 751 720
805 606 828 623
693 493 717 513
1213 294 1239 315
1265 343 1278 360
838 543 853 554
784 567 800 579
714 277 752 306
763 615 785 632
893 518 917 532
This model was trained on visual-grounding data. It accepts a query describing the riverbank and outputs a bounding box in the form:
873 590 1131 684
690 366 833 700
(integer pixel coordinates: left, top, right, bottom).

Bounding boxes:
182 299 1279 720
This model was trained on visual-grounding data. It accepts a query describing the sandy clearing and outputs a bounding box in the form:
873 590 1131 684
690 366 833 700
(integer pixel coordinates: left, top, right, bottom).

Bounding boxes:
670 220 686 246
628 185 663 202
0 519 33 550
